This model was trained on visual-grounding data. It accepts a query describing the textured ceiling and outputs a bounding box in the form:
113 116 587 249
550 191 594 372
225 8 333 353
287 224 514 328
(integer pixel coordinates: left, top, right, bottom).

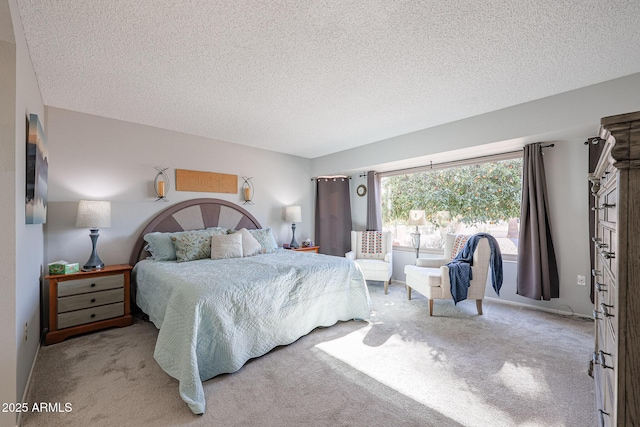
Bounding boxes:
15 0 640 159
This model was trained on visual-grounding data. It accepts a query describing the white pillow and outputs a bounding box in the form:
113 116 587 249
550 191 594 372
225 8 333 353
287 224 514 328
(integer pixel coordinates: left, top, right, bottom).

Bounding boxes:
238 228 262 257
211 233 243 260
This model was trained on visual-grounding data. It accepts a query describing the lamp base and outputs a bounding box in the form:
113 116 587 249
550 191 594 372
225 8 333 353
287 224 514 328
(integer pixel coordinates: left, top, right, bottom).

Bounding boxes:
83 228 105 271
410 227 421 261
82 263 104 272
290 223 299 249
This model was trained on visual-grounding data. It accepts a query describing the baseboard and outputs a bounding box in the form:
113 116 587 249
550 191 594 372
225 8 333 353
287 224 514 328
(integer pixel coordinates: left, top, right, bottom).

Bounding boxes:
16 337 42 427
483 296 592 319
393 280 592 319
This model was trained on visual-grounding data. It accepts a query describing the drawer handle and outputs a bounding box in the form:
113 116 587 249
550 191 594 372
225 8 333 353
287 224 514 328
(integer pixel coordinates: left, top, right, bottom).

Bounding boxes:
591 237 602 243
595 283 607 292
90 313 96 318
598 350 613 370
601 251 615 259
595 243 608 249
592 269 602 277
90 298 96 303
600 303 614 318
592 310 601 320
90 283 96 288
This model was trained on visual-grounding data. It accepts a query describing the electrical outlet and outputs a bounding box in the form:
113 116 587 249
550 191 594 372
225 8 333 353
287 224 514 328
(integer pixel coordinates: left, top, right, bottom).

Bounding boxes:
24 322 28 342
577 275 586 286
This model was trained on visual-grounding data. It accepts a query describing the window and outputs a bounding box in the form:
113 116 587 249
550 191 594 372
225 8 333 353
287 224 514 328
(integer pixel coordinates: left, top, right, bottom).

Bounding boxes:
381 155 522 256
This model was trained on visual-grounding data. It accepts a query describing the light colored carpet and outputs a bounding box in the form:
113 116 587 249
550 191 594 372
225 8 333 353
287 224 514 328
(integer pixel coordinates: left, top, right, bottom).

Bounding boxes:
22 282 595 427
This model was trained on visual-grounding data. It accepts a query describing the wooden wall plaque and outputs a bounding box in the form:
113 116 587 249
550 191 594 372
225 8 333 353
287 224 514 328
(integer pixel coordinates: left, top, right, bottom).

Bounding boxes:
175 169 238 194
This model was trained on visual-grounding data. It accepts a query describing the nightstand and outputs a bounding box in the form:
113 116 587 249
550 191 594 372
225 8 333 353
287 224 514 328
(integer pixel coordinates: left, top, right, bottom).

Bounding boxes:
45 264 133 345
291 246 320 253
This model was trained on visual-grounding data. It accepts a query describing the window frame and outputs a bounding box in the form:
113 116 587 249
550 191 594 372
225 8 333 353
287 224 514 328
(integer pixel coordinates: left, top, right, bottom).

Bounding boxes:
379 151 523 262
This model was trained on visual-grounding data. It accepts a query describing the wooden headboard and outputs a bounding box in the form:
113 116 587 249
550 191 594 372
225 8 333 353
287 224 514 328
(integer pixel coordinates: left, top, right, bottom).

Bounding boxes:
129 198 261 265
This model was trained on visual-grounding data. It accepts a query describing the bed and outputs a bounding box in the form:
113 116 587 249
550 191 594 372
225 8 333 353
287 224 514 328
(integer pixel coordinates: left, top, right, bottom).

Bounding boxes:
130 199 371 414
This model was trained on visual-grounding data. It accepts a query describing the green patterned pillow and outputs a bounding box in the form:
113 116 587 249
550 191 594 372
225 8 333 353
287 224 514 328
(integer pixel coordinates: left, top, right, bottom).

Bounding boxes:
171 229 227 262
247 228 278 254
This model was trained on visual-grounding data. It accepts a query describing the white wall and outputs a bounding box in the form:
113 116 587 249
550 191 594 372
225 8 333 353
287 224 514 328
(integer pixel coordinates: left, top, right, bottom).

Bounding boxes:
1 1 45 426
312 75 640 317
44 106 313 272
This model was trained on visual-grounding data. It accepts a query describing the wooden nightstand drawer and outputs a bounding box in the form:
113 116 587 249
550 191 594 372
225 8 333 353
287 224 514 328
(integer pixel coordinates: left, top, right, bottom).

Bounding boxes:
58 302 124 329
291 246 320 253
58 288 124 313
58 274 124 297
46 264 133 345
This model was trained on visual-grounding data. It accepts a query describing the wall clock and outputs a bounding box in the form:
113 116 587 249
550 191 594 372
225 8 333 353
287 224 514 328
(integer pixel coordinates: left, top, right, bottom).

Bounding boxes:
356 184 367 197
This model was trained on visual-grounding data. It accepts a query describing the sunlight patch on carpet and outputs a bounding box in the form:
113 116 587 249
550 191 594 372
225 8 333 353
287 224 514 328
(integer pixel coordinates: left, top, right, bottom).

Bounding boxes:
316 323 522 427
495 361 550 398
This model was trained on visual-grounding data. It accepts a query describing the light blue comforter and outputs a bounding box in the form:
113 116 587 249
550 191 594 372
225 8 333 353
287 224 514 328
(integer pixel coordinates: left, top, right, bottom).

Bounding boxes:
132 249 371 414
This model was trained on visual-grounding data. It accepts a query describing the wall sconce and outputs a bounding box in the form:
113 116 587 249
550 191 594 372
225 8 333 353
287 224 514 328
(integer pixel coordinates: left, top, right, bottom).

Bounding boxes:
154 166 170 202
242 176 254 205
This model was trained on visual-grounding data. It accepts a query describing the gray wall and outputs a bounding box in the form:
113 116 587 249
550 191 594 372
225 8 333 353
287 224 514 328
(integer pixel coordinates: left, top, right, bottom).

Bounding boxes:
312 73 640 176
44 107 314 269
0 3 17 425
1 1 45 426
386 140 591 316
314 74 640 317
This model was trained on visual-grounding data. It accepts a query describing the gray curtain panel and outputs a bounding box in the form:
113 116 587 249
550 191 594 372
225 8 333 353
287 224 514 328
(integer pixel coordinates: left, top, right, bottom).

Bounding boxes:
517 143 559 300
366 171 382 231
315 177 352 256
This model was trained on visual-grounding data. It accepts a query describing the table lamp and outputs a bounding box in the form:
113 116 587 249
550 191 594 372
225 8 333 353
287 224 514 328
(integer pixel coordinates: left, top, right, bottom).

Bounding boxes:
285 206 302 249
76 200 111 271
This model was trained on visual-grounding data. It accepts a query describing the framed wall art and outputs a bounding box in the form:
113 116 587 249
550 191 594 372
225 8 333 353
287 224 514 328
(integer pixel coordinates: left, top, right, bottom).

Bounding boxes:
26 113 48 224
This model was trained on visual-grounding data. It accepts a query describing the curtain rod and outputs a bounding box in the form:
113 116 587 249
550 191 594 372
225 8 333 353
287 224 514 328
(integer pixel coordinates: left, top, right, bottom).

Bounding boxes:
310 175 352 181
378 150 523 178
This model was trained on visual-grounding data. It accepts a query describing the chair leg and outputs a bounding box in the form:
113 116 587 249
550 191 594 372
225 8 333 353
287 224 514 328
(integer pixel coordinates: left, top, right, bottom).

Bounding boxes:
406 285 412 300
384 281 389 294
476 299 483 315
428 299 433 316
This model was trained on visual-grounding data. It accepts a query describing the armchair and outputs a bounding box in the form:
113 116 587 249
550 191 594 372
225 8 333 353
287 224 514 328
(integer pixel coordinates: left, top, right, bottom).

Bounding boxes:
404 234 491 316
345 231 393 294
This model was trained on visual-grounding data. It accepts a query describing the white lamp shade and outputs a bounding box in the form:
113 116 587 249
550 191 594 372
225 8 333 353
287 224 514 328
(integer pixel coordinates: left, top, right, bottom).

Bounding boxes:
408 209 427 226
76 200 111 228
285 206 302 223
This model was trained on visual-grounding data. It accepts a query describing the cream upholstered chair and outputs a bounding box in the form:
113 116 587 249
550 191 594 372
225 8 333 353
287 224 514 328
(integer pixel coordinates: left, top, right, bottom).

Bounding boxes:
345 231 393 294
404 234 491 316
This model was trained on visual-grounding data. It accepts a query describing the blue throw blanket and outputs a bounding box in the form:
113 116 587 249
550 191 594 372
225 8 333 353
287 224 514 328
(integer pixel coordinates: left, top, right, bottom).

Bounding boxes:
446 233 503 304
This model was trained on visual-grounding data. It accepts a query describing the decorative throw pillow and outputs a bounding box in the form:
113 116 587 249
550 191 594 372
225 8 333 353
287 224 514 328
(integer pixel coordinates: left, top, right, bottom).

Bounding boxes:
211 233 243 260
171 229 227 262
206 226 228 234
450 235 471 260
237 228 262 257
143 232 177 261
359 231 384 259
247 228 278 254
